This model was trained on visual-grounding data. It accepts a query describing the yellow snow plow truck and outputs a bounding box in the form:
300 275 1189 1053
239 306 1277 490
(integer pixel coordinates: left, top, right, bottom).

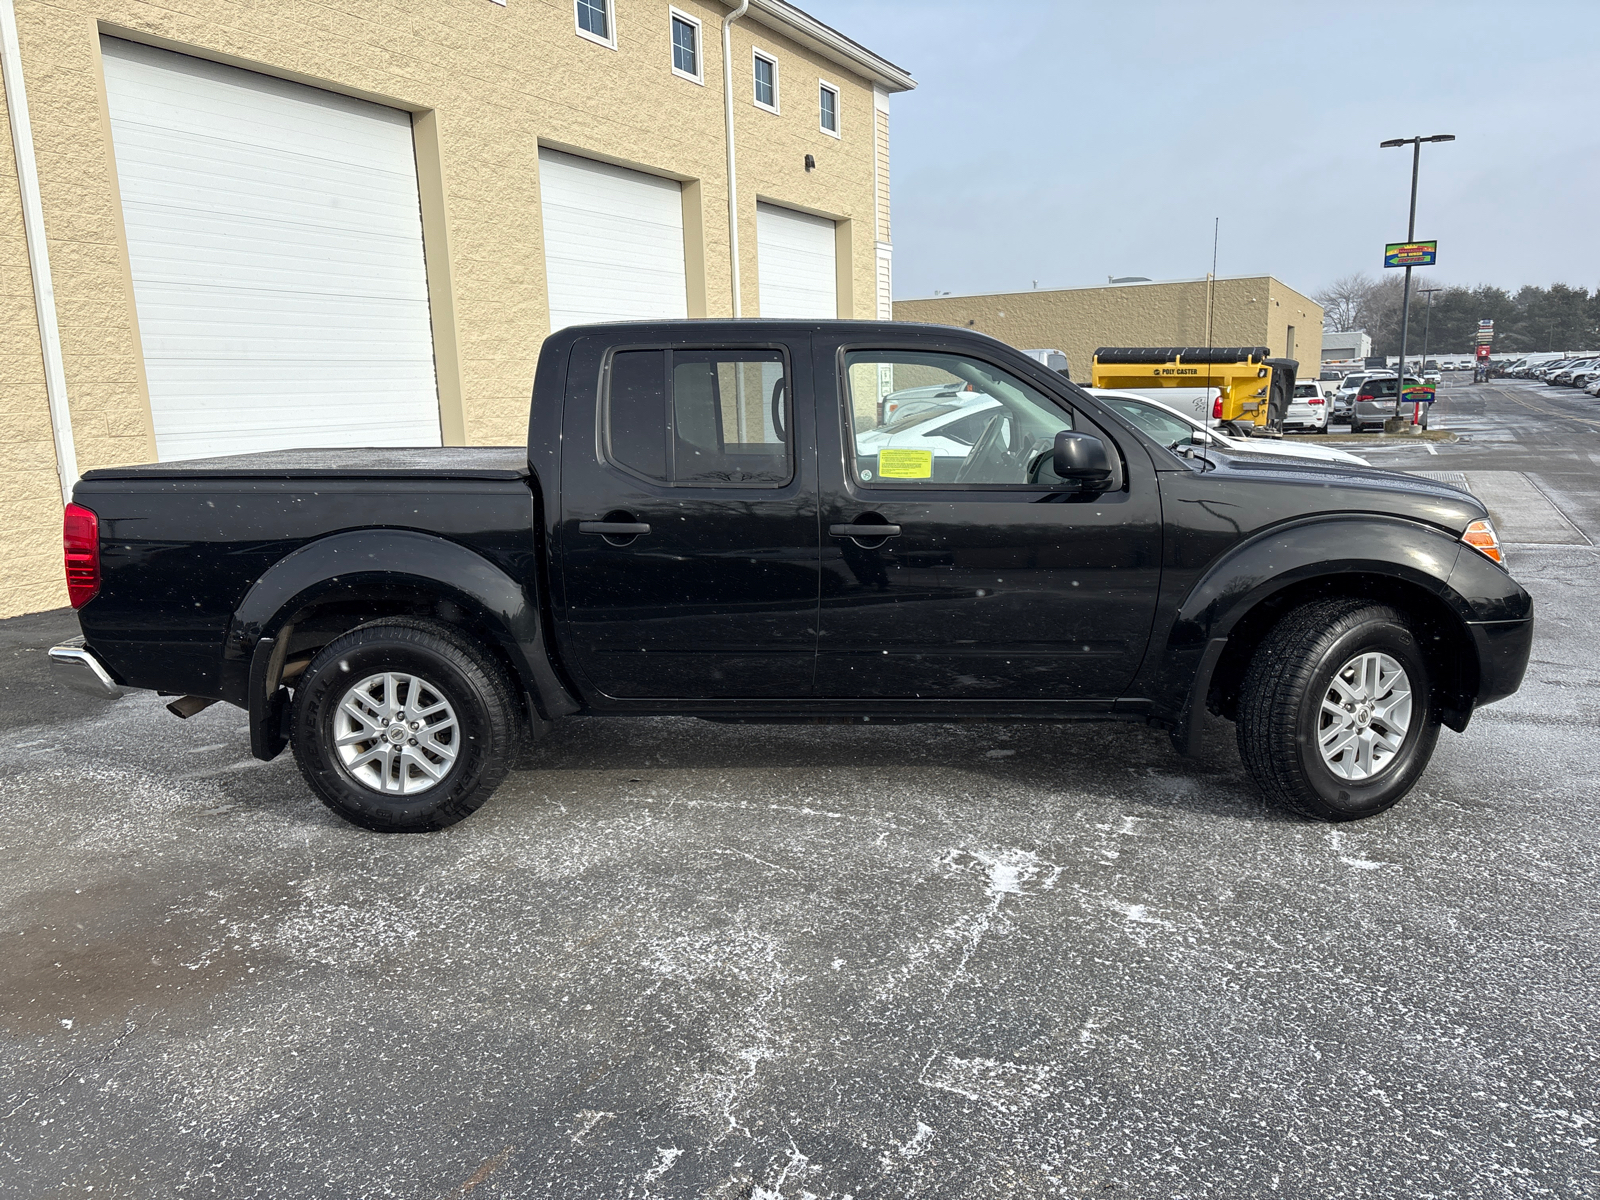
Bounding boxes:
1090 347 1298 436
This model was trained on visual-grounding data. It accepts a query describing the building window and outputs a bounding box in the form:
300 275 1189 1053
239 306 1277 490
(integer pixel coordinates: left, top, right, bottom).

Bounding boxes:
670 9 702 83
753 50 779 112
819 81 840 136
575 0 614 48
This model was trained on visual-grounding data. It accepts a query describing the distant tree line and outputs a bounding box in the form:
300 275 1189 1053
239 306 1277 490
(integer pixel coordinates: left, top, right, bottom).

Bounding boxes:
1314 274 1600 356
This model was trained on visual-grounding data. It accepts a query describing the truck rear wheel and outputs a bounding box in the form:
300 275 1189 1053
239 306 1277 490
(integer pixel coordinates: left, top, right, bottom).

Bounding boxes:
1236 599 1440 821
290 620 517 832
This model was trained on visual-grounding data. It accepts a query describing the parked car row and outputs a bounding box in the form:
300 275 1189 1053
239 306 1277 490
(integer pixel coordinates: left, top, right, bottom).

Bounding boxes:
1498 354 1600 381
1546 357 1600 388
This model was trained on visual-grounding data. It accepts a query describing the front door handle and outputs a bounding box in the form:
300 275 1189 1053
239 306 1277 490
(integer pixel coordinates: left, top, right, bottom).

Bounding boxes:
579 521 651 536
829 523 902 538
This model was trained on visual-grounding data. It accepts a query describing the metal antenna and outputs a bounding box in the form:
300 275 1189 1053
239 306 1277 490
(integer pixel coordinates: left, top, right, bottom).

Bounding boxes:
1205 217 1219 439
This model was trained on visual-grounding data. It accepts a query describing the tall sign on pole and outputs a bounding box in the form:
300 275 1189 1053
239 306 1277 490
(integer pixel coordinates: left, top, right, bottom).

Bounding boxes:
1380 135 1455 424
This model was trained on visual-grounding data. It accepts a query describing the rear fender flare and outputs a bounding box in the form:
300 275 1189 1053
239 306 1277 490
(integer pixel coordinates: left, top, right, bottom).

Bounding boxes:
223 530 576 749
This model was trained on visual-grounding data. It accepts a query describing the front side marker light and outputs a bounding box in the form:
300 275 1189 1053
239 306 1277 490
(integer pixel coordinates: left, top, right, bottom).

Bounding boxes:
1461 517 1504 566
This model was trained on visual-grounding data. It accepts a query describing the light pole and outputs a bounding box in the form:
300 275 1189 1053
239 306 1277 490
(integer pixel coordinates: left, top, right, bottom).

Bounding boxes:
1417 286 1442 424
1419 286 1442 372
1380 134 1454 425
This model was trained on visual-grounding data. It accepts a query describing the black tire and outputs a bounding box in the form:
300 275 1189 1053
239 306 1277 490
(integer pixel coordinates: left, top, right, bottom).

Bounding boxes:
1236 598 1440 821
290 619 518 832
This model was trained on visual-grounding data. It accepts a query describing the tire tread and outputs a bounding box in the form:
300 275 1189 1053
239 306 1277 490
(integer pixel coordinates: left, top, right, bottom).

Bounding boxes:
1236 598 1415 821
291 619 518 832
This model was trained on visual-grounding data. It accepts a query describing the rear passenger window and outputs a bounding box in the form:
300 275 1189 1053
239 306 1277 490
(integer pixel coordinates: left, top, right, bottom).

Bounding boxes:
603 348 790 487
605 350 670 482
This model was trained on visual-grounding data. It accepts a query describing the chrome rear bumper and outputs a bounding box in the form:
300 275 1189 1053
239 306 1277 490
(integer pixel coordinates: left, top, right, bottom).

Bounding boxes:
48 637 121 697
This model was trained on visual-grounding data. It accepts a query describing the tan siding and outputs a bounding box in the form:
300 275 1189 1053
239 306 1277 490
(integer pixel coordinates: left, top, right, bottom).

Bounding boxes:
0 54 71 615
873 108 890 243
894 277 1325 384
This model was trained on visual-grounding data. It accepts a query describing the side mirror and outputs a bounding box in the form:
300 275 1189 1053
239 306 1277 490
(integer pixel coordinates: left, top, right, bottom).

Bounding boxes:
1053 430 1114 488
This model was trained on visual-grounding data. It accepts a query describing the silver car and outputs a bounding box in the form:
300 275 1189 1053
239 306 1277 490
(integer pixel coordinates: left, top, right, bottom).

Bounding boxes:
1352 376 1426 432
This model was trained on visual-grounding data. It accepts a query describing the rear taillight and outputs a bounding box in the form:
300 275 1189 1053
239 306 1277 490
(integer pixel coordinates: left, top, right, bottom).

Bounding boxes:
63 503 100 609
1358 392 1374 402
1212 397 1223 419
1309 397 1325 404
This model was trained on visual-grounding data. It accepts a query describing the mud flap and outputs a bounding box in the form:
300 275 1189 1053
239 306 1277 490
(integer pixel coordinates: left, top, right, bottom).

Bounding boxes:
1169 636 1231 758
248 635 291 761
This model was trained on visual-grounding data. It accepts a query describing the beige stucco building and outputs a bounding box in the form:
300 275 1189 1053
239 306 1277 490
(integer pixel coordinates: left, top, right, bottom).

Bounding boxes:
0 0 911 617
894 276 1323 385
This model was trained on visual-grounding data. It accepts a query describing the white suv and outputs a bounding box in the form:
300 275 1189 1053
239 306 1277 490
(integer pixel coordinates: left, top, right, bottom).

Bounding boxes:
1283 380 1330 432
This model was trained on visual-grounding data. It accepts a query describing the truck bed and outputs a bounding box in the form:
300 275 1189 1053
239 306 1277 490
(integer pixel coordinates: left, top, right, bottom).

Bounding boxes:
74 447 539 703
81 446 530 481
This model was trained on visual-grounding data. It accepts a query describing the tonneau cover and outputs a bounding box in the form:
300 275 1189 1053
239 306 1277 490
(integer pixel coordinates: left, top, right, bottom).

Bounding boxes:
80 447 531 481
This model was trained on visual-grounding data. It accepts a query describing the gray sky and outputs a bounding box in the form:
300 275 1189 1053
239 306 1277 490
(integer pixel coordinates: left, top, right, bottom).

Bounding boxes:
800 0 1600 302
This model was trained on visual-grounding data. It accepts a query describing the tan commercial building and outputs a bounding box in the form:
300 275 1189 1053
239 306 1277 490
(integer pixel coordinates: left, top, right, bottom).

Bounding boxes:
0 0 912 617
894 276 1323 385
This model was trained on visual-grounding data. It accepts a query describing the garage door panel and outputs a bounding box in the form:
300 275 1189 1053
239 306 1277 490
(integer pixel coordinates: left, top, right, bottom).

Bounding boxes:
113 130 426 228
104 50 416 171
132 288 441 357
538 148 687 331
119 220 430 298
101 36 440 460
756 202 837 320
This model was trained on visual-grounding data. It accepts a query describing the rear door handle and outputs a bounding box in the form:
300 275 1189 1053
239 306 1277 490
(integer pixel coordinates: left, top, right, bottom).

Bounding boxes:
579 521 651 536
829 523 902 538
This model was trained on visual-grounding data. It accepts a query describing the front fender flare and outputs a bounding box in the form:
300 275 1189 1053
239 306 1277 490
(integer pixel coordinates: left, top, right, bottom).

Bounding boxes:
1157 516 1468 749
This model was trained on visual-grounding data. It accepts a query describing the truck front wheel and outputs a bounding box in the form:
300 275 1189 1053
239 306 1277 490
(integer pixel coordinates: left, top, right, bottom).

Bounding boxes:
290 620 517 832
1236 599 1440 821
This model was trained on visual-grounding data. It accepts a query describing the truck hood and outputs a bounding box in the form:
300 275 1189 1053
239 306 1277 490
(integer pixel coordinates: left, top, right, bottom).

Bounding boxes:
1187 448 1489 536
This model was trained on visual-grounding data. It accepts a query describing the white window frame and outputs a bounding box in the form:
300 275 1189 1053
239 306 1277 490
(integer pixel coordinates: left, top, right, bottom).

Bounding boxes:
818 79 841 138
752 48 780 114
668 8 703 85
574 0 617 50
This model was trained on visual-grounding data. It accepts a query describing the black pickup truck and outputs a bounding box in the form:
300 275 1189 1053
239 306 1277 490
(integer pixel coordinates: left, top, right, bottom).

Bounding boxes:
52 321 1532 831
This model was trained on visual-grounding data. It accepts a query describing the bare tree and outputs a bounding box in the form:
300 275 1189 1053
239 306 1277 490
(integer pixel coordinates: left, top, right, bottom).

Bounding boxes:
1315 273 1377 332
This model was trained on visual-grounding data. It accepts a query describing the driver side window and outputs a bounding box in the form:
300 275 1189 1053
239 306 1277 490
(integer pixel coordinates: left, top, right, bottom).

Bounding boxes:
843 350 1073 486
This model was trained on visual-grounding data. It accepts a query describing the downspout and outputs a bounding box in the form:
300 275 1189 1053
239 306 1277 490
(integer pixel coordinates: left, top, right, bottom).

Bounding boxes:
0 0 77 503
721 0 749 317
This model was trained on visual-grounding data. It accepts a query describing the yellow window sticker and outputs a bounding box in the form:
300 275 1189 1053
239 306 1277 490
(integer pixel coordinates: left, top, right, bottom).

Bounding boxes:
877 448 934 479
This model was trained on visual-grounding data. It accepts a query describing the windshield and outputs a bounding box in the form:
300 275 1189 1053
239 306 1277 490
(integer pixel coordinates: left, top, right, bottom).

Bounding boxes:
1293 383 1318 397
877 402 964 433
1341 375 1367 389
1098 396 1197 448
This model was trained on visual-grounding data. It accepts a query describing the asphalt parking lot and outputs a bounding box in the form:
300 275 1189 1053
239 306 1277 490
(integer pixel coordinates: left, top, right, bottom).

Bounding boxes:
2 379 1597 1199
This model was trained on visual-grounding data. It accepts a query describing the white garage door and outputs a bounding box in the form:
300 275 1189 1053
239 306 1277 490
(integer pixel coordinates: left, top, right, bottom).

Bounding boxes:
100 37 440 461
538 149 687 332
756 203 837 319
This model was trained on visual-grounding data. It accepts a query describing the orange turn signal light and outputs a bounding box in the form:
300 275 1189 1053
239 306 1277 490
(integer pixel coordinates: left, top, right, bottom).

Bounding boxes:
1461 518 1504 565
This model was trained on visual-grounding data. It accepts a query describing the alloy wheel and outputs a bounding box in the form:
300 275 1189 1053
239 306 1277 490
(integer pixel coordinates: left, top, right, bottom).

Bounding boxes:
1317 651 1413 780
333 672 460 794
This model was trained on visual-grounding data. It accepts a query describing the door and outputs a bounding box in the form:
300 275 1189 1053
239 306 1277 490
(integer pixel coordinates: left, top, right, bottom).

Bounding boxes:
538 149 688 331
557 336 820 700
100 37 440 461
815 342 1163 702
756 203 837 319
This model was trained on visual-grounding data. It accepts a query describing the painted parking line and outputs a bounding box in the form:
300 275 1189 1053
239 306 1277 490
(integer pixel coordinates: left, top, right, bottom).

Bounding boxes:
1464 472 1591 545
